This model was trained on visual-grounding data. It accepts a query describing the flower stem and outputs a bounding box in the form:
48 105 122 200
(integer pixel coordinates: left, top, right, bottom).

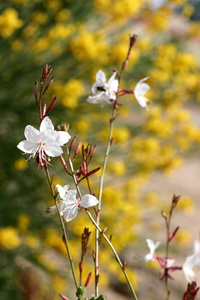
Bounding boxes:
165 217 170 300
95 39 134 296
65 150 138 300
44 165 78 289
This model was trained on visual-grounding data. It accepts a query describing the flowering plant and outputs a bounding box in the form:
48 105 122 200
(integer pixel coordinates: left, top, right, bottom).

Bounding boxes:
17 35 200 300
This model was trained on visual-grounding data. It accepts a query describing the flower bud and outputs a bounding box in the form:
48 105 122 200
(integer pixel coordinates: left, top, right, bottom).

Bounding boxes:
85 272 92 287
46 96 57 114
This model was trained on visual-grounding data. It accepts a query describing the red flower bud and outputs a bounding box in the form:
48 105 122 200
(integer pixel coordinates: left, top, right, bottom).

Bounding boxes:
85 272 92 287
46 96 57 114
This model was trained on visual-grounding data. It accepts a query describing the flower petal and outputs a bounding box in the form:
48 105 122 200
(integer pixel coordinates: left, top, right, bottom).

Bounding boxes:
136 96 150 108
66 190 77 201
144 253 154 262
96 70 106 84
24 125 40 143
134 77 150 109
40 130 57 144
17 140 37 154
55 131 71 145
40 116 54 132
56 184 69 199
64 205 78 222
81 195 99 208
183 266 196 283
45 144 63 157
87 94 105 104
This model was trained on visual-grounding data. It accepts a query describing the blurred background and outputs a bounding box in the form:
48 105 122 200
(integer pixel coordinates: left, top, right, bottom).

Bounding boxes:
1 0 200 299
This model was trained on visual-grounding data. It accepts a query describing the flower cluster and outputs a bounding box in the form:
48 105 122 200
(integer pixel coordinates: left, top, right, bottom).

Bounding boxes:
87 69 150 109
144 238 200 284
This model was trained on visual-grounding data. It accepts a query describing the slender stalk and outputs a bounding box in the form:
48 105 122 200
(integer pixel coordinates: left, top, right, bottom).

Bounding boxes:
44 165 78 289
87 210 138 300
65 149 138 300
95 41 133 295
165 217 170 300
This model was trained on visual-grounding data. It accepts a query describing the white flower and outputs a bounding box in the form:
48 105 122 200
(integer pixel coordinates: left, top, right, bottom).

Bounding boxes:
183 253 197 282
134 77 150 109
87 70 119 104
144 239 161 262
17 117 71 164
49 185 99 222
194 240 200 265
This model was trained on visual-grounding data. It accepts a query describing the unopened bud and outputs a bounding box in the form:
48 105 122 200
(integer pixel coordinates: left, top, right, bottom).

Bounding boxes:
42 76 54 95
42 64 48 81
85 272 92 287
85 167 101 178
59 294 70 300
90 145 96 160
129 33 137 48
80 166 86 176
82 144 85 157
34 82 38 106
83 160 87 172
51 173 56 184
72 141 81 162
60 155 71 175
69 135 77 155
79 262 82 273
42 104 46 118
161 210 167 220
169 226 179 242
46 96 57 114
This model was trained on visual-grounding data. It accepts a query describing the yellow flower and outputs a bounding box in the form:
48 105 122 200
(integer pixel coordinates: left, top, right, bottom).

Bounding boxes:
145 8 171 32
25 235 40 249
55 9 71 22
136 37 152 55
33 37 50 53
182 4 194 18
69 27 108 63
43 228 66 254
31 11 48 25
37 253 58 272
0 8 23 38
175 230 191 247
145 259 160 270
48 23 75 40
11 39 24 52
53 79 84 109
18 214 30 234
0 227 21 249
110 161 126 176
73 119 90 134
14 158 28 170
45 0 63 12
169 0 188 4
52 275 66 293
177 196 194 214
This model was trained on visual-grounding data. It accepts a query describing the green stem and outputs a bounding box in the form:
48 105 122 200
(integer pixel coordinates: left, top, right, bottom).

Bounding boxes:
95 52 130 296
66 150 138 300
45 165 78 289
165 218 170 300
87 210 138 300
